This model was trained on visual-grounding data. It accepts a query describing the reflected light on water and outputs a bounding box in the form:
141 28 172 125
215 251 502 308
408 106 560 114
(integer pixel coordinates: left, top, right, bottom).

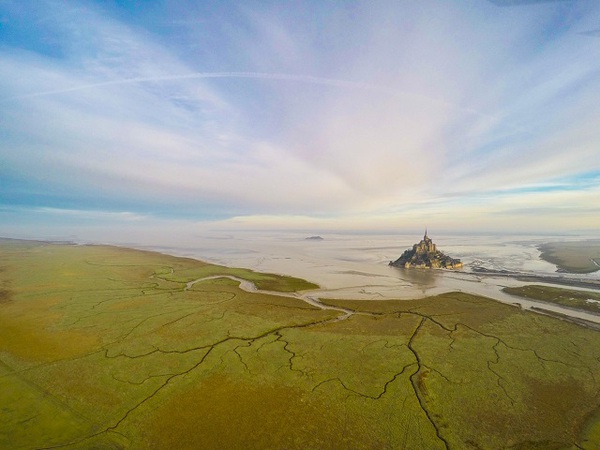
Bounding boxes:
390 266 439 292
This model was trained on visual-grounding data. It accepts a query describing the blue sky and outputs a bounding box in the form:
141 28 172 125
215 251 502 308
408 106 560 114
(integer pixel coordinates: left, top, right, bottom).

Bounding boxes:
1 0 599 239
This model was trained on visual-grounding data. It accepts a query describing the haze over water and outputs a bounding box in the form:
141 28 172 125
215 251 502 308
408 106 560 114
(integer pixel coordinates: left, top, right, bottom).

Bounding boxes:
135 232 600 313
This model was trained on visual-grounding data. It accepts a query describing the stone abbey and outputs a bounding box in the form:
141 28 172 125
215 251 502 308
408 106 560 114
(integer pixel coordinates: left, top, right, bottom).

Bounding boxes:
389 231 463 269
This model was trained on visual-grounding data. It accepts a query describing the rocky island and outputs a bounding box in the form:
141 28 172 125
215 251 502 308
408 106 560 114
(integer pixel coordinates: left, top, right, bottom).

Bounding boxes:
390 231 463 269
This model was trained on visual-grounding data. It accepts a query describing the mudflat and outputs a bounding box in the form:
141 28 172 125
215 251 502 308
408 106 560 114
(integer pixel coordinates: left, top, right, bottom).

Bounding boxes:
538 241 600 273
1 240 600 449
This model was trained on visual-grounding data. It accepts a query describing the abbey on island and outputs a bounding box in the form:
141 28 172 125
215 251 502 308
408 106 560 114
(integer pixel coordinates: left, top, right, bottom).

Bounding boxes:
389 230 463 269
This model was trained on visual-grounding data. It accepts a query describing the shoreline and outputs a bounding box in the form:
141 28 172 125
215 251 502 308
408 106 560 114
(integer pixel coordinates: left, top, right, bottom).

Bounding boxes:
470 267 600 290
2 237 599 448
3 236 600 327
132 243 600 327
530 307 600 331
537 240 600 274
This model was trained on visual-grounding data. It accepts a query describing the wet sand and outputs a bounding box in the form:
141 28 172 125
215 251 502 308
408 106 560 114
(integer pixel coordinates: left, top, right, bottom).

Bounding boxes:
538 240 600 273
133 232 600 326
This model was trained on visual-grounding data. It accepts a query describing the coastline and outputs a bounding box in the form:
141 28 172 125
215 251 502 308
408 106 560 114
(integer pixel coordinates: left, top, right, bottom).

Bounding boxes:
2 238 599 449
4 236 600 328
471 266 600 290
537 240 600 274
128 242 600 327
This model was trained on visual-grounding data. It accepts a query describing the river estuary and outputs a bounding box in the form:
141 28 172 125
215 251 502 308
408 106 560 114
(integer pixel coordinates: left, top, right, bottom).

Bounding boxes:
133 231 600 325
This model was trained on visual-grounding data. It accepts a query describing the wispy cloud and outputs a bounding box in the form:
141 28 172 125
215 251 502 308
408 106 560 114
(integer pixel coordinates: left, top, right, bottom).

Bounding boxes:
487 0 575 6
35 207 148 221
1 0 599 234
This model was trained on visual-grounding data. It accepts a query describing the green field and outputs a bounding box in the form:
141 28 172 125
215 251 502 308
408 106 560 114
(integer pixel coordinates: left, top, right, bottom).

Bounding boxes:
1 240 600 449
503 285 600 315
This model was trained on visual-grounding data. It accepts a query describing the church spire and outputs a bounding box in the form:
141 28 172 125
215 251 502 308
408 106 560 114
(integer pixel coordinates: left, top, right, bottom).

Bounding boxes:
424 228 428 239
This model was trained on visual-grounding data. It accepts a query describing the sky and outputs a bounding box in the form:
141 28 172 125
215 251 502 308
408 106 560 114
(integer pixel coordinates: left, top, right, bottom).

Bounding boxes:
1 0 600 240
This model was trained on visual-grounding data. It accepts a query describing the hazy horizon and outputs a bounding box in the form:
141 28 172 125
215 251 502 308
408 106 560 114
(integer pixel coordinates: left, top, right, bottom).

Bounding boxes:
2 1 600 237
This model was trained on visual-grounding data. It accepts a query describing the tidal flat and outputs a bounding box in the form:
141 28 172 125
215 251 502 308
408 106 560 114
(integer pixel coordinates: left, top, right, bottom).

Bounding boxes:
538 241 600 274
1 239 600 449
503 285 600 315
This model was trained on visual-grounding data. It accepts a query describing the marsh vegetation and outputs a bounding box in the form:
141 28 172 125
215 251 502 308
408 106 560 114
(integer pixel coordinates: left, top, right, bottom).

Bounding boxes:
503 285 600 315
1 240 599 449
538 241 600 274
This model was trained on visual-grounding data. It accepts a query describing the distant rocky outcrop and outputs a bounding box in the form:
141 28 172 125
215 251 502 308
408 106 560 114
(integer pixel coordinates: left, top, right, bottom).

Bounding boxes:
390 231 462 269
305 236 324 241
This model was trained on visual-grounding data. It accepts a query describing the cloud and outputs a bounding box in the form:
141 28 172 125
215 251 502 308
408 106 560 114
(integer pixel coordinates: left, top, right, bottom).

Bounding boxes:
1 0 599 234
34 207 148 221
488 0 574 6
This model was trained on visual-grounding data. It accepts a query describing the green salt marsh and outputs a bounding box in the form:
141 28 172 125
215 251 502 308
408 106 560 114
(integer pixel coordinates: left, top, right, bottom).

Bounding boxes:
503 285 600 315
538 241 600 274
1 239 599 449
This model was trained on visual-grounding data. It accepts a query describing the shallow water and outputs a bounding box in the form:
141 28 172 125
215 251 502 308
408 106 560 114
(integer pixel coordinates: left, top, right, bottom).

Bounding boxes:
132 231 600 323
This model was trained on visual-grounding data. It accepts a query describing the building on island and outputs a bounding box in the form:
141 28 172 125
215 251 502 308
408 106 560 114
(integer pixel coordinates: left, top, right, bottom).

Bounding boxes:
389 230 462 269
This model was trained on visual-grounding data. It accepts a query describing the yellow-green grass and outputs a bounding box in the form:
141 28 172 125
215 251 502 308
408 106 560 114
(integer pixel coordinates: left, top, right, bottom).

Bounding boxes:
503 284 600 314
538 241 600 273
323 295 600 448
1 240 600 449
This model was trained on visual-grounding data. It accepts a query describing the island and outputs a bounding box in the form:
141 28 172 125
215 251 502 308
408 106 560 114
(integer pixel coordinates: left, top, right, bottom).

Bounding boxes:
305 235 324 241
389 230 463 269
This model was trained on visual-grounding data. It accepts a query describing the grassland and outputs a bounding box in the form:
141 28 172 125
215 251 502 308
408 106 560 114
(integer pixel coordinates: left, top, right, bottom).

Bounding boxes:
1 239 600 449
538 241 600 273
503 284 600 314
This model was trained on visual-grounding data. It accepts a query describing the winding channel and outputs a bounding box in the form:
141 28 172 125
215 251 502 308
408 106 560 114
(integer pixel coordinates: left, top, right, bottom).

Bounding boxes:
184 274 600 328
185 275 355 321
